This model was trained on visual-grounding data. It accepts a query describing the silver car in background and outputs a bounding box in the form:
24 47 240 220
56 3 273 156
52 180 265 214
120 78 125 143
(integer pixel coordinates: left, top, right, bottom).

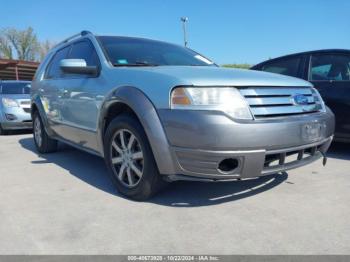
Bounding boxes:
0 80 32 135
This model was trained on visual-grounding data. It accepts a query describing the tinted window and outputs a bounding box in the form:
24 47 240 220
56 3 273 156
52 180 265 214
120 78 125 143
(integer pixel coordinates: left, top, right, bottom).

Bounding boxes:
98 36 215 66
310 54 350 81
261 57 301 77
46 46 71 79
68 41 99 66
1 82 31 94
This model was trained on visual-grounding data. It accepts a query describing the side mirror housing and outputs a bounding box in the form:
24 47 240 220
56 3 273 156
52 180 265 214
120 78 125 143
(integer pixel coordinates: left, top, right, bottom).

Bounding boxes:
60 59 98 75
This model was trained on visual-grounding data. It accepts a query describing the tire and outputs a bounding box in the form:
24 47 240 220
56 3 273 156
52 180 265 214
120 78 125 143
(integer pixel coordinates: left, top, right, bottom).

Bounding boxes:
104 114 167 201
33 111 58 153
0 124 8 135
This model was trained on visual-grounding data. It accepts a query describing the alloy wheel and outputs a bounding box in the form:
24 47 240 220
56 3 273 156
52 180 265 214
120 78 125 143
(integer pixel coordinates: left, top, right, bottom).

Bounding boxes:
34 116 42 147
110 129 144 187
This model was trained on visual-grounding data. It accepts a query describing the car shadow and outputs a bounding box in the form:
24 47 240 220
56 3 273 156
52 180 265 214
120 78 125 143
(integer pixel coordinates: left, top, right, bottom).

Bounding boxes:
3 129 32 136
19 137 288 207
327 142 350 161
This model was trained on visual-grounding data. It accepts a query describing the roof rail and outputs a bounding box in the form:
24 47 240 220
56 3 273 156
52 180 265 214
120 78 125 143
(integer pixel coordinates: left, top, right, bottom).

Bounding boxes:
54 30 93 48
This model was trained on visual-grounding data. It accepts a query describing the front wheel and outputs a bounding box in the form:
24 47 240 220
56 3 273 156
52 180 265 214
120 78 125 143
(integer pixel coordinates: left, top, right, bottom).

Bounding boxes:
104 114 167 201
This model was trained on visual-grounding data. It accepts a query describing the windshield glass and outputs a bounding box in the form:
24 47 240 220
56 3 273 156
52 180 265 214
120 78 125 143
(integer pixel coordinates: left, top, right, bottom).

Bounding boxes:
1 82 31 94
97 36 215 67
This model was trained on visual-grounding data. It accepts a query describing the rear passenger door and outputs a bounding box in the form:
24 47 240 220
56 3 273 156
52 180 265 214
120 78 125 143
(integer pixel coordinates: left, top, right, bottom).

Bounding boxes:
308 53 350 140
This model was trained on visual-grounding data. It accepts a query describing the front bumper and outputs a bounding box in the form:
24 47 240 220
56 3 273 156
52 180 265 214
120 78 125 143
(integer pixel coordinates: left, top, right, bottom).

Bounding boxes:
158 108 335 181
1 107 32 130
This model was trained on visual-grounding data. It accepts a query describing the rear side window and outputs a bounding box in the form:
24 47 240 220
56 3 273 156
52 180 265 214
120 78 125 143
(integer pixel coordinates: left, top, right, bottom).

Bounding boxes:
310 54 350 81
261 57 301 77
68 41 99 66
46 46 71 79
1 82 31 94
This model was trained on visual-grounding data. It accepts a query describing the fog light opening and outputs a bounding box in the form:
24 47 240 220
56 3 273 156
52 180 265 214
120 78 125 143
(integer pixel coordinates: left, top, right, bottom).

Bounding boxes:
5 114 17 121
218 158 239 174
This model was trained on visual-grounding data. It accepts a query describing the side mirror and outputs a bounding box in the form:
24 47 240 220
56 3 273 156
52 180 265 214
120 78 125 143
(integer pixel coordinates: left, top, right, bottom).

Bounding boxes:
60 59 98 75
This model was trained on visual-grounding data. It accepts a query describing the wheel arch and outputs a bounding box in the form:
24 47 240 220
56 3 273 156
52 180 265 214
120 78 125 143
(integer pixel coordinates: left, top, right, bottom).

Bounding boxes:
31 95 56 137
98 86 176 175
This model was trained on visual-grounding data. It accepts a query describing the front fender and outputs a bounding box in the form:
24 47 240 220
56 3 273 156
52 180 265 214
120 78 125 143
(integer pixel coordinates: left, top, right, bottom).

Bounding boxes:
98 86 176 175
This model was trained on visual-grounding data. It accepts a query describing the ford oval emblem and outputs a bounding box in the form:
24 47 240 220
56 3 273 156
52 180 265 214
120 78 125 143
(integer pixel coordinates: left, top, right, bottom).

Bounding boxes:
292 94 309 105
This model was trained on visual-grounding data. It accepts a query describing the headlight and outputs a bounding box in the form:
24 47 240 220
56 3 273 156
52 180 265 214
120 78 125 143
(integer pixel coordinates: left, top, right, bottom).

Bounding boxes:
171 87 253 119
311 88 326 113
2 98 19 108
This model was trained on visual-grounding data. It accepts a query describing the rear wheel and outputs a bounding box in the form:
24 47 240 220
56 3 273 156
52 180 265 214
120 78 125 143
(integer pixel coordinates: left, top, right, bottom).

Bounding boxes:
104 114 167 200
33 111 58 153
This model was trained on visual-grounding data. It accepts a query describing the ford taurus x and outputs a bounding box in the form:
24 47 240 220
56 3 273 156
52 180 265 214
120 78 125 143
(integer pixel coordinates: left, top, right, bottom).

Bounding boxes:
31 31 335 200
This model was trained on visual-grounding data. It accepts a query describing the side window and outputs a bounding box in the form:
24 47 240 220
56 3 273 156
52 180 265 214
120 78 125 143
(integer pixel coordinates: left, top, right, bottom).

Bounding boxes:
310 54 350 81
68 41 99 66
45 46 71 79
262 57 301 77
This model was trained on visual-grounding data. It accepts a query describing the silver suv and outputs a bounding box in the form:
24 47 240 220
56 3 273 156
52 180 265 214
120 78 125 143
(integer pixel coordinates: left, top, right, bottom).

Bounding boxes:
31 31 335 200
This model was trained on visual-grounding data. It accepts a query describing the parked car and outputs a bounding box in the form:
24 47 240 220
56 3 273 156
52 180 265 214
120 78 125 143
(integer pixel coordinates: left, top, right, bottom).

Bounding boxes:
31 31 334 200
0 80 32 135
251 49 350 142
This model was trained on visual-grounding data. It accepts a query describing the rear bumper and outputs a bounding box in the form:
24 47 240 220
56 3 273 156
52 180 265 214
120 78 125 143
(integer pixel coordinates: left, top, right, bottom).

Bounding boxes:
157 108 335 181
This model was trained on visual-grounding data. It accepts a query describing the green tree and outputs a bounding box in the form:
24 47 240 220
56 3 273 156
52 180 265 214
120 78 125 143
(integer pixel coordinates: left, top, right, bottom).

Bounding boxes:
0 33 13 59
222 63 252 69
1 27 40 61
39 40 56 61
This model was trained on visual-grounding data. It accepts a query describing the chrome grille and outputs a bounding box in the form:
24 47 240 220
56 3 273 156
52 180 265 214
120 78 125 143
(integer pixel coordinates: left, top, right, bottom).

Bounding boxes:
240 87 320 118
20 100 30 105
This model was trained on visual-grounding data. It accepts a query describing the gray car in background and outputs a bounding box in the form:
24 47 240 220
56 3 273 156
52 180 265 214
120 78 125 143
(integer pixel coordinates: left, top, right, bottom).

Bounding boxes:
0 80 32 135
31 31 335 200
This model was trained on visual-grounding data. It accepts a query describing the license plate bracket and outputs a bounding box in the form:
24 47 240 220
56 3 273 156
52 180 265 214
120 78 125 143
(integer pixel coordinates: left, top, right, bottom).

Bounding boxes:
302 122 323 142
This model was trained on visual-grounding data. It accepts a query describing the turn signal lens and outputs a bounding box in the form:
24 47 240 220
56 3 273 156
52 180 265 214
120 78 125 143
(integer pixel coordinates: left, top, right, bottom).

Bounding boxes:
171 88 191 105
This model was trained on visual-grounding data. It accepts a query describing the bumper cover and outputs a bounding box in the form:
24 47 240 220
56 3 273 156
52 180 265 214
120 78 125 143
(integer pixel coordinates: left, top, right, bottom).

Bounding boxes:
158 109 335 181
1 107 32 130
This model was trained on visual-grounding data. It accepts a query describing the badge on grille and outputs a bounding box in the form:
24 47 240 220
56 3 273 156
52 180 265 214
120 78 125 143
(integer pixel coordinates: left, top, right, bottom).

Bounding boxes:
292 94 309 106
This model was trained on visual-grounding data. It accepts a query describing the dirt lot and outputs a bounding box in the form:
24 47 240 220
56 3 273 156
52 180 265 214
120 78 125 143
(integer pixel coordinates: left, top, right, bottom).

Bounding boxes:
0 132 349 254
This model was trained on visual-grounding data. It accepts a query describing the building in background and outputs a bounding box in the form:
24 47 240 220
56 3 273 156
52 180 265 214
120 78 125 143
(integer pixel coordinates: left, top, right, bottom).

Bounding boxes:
0 59 39 80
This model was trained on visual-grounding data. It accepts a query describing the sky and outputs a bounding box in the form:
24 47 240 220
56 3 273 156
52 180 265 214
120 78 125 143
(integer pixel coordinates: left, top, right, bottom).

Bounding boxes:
1 0 349 65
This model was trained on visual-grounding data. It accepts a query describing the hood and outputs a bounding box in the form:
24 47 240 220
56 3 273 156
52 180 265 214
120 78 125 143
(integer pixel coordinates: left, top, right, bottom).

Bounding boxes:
129 66 312 87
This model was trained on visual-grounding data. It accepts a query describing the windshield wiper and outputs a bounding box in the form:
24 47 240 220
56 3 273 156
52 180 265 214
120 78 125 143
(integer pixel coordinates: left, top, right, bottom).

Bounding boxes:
113 61 159 67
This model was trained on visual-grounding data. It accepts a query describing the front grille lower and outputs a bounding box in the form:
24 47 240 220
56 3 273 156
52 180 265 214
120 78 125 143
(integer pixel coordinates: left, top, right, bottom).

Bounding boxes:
264 145 320 168
240 87 321 118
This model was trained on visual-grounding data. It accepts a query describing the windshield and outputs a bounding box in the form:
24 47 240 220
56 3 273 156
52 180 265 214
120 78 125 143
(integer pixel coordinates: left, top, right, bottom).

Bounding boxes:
1 82 31 94
97 36 216 67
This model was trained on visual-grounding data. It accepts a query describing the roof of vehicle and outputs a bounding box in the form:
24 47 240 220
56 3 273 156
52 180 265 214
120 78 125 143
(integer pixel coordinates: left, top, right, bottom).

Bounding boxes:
252 49 350 69
54 33 188 52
